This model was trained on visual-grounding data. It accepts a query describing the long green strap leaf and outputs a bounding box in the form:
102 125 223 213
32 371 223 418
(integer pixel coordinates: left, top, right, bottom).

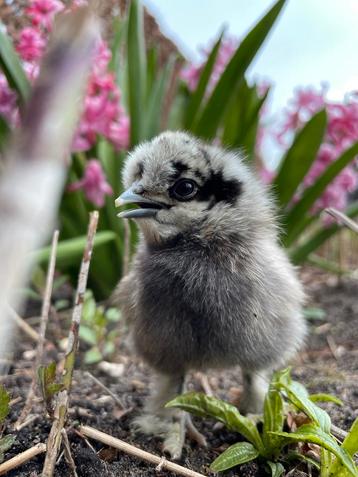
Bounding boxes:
127 0 146 146
273 109 327 208
0 25 30 102
289 201 358 264
210 442 259 472
183 31 223 129
285 141 358 244
193 0 287 139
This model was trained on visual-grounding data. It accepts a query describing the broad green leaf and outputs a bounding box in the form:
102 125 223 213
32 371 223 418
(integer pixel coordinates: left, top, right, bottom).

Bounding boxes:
329 418 358 477
285 141 358 244
183 31 223 129
290 201 358 264
194 0 287 138
32 231 116 268
0 25 30 102
0 385 10 423
263 387 285 458
127 0 146 145
166 392 264 451
0 435 15 463
273 109 327 208
210 441 259 471
309 394 343 406
321 448 333 477
271 424 358 477
276 376 331 432
79 325 98 346
267 461 285 477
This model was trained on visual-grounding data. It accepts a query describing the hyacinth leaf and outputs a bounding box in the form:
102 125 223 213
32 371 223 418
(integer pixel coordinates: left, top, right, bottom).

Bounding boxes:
127 0 147 145
0 25 30 102
32 231 116 268
273 109 327 208
193 0 287 139
210 442 259 472
276 373 331 432
144 56 175 140
0 115 10 151
286 451 320 470
267 461 285 477
284 141 358 246
166 392 264 452
183 31 224 129
0 385 10 423
0 435 16 464
289 201 358 264
270 425 358 477
321 448 333 477
309 394 343 406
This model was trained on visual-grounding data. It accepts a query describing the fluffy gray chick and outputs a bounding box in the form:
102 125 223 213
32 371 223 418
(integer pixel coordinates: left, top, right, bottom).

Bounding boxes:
113 131 306 459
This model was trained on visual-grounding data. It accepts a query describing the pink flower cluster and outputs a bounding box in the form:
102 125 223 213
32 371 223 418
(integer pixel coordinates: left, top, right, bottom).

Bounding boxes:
0 0 130 207
181 35 238 93
275 87 358 214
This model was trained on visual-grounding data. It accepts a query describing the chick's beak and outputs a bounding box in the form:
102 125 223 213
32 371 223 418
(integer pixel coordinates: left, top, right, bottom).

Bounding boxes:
115 186 165 219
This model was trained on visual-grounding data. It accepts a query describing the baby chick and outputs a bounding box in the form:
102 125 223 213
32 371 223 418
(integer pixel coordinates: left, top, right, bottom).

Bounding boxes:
113 131 306 459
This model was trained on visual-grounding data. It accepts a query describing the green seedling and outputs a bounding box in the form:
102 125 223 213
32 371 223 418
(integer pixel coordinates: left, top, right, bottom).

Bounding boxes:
37 362 64 417
0 385 15 463
79 290 121 364
167 368 358 476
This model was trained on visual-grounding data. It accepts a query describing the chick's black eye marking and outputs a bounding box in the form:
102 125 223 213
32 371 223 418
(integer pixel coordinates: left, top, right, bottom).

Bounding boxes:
170 178 198 201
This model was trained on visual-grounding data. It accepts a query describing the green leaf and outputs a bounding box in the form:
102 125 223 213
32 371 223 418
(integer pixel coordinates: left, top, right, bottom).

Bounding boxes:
328 418 358 477
105 308 121 322
273 109 327 208
166 392 264 452
267 461 285 477
0 115 10 151
79 325 98 346
290 201 358 264
84 347 102 364
0 435 15 463
271 424 358 477
0 385 10 424
127 0 146 145
276 373 331 432
32 231 116 268
193 0 287 138
286 450 320 470
284 141 358 244
302 307 326 321
210 442 259 471
0 25 30 102
321 448 333 477
263 385 285 458
309 394 343 406
183 31 223 129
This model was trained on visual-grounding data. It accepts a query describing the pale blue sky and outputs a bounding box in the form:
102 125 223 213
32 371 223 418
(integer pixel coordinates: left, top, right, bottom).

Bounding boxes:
143 0 358 113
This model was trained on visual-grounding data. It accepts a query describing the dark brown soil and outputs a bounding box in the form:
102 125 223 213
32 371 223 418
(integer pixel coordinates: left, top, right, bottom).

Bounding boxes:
1 272 357 477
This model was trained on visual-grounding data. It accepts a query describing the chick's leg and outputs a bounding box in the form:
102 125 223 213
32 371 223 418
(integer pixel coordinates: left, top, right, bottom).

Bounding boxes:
133 373 206 459
239 369 271 414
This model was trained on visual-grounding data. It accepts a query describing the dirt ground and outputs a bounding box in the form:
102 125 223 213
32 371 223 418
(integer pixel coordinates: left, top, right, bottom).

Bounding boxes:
1 270 358 477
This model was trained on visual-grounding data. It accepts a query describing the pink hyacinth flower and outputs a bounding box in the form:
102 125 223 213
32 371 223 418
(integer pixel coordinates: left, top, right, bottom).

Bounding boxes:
16 27 46 62
26 0 64 30
68 160 113 207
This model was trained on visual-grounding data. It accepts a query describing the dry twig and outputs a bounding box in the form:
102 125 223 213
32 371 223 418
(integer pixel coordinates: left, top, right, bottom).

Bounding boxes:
61 429 78 477
42 211 99 477
85 371 125 409
0 443 47 476
15 230 59 429
78 425 207 477
325 208 358 234
7 307 41 343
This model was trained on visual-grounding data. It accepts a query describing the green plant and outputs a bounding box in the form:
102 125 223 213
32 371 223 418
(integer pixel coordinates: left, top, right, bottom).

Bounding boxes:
1 0 357 298
0 385 15 464
79 290 121 364
166 369 358 476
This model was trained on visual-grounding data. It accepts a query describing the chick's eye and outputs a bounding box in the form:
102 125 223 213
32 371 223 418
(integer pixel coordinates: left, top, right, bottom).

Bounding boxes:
171 179 198 201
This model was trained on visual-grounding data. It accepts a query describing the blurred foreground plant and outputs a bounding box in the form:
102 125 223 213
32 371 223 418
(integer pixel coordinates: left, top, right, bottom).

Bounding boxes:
0 385 15 464
167 369 358 476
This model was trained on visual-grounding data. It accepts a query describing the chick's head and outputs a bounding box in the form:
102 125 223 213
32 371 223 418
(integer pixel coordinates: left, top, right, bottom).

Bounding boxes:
116 131 274 245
